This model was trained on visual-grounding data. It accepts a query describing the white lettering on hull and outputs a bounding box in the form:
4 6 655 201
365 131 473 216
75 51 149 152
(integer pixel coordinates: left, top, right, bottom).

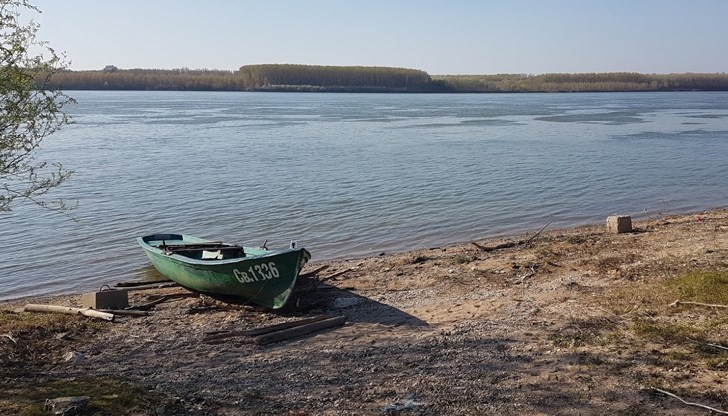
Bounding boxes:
233 262 280 283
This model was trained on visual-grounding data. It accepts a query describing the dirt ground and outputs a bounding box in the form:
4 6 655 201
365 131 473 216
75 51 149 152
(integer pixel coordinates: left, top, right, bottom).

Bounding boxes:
2 209 728 415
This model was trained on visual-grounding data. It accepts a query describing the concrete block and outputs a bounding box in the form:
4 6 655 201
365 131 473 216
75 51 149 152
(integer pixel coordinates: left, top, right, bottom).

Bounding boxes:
81 289 128 310
607 215 632 234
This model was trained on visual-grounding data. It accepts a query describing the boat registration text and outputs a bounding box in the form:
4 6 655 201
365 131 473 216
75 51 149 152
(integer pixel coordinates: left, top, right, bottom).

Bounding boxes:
233 262 280 283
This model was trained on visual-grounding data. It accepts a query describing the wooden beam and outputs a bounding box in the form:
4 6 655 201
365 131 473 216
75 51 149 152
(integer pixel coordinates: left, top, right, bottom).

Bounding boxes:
255 315 346 345
115 279 172 288
299 265 330 278
124 282 180 291
203 315 334 342
97 309 149 316
471 241 518 252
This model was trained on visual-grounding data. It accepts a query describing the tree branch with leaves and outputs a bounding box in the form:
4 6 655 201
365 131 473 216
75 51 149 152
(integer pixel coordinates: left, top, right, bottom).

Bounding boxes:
1 0 74 213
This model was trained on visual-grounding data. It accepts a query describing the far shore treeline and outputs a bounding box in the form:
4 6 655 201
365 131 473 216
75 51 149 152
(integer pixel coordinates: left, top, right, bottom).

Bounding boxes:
44 64 728 93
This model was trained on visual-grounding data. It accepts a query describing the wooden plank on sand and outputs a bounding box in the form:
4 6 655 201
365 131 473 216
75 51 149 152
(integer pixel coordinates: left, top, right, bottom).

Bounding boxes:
255 315 346 345
23 304 115 321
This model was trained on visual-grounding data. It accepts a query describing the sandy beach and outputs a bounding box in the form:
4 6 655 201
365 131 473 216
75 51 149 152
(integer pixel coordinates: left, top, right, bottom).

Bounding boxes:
2 209 727 415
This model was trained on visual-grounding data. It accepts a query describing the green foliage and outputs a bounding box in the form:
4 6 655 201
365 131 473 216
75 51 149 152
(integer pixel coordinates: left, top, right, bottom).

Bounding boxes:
631 320 698 343
0 310 107 371
622 272 728 365
8 377 179 415
667 272 728 304
0 309 83 332
0 0 74 212
0 309 107 335
0 312 174 415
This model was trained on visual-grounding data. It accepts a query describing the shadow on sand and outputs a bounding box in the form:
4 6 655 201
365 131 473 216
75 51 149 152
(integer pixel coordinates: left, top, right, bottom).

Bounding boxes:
203 277 428 329
136 265 428 329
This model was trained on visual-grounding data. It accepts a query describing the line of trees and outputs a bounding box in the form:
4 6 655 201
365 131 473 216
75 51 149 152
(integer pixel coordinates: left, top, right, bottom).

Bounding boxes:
44 65 728 93
47 66 246 91
46 64 444 92
434 72 728 92
238 64 438 92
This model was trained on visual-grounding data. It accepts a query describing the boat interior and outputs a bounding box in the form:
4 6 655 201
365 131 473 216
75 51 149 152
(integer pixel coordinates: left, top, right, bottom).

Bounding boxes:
173 247 246 260
155 242 246 260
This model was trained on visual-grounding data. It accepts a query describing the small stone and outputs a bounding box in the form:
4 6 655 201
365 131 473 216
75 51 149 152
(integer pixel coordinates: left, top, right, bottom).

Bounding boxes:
45 396 90 415
334 297 362 308
63 351 86 364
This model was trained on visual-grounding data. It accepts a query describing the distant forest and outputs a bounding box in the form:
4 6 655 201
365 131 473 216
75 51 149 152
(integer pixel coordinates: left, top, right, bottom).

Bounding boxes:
44 64 728 93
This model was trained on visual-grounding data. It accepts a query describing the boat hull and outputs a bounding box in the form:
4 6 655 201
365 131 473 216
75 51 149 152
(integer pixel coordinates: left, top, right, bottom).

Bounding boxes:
137 234 310 309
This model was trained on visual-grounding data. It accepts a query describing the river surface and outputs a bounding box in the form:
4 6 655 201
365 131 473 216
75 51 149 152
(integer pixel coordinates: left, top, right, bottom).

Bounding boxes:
2 91 728 300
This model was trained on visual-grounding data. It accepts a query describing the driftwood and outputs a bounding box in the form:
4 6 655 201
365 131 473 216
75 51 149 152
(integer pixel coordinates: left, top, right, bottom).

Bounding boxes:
299 265 330 279
669 300 728 309
130 293 199 311
145 292 198 301
203 315 334 342
187 305 219 315
472 221 552 252
471 241 517 252
128 297 169 311
97 309 149 316
124 282 180 291
687 338 728 352
299 263 363 292
23 304 114 321
524 220 552 245
701 342 728 352
322 268 353 281
114 279 172 288
255 315 346 345
652 388 728 415
318 268 354 283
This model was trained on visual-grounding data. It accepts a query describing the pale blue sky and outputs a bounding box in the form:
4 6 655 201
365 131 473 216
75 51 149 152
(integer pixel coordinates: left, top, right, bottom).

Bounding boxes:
30 0 728 74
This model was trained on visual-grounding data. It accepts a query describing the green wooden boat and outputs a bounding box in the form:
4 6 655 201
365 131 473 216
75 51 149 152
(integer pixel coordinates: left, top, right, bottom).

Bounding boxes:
137 233 311 309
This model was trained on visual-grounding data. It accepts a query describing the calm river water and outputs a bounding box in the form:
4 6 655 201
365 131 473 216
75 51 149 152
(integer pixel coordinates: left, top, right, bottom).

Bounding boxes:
2 91 728 299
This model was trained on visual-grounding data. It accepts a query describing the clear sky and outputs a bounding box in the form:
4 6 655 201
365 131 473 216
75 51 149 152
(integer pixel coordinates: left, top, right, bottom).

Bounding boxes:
29 0 728 75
